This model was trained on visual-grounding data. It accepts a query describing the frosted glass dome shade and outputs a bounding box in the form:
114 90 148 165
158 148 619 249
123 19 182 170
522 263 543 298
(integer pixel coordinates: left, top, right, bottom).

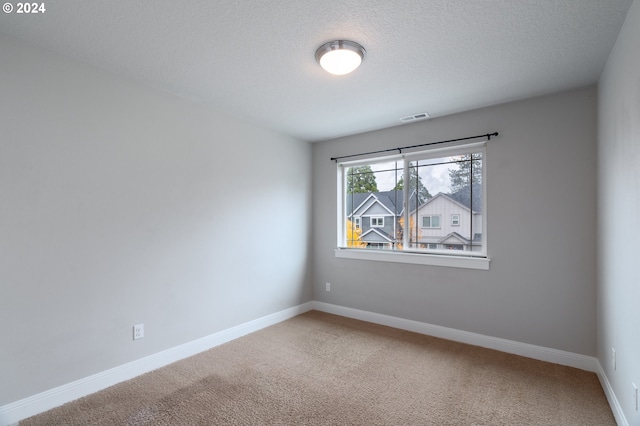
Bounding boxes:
315 40 366 76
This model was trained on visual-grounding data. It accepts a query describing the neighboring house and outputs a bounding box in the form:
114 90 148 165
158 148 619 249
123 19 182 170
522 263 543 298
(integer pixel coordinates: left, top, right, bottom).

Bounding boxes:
346 190 482 251
411 192 482 252
346 190 406 249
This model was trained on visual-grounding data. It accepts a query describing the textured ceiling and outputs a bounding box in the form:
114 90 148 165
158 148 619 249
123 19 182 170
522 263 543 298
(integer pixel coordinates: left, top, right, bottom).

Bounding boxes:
0 0 633 141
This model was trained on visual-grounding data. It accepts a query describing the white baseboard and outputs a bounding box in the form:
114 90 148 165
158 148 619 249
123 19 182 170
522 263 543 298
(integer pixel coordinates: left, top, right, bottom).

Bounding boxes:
312 302 637 422
596 360 629 426
0 302 313 426
315 301 630 424
312 301 599 372
2 301 625 426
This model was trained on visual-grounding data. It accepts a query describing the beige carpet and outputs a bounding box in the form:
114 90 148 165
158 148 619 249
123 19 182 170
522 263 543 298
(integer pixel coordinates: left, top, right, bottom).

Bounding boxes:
21 311 615 425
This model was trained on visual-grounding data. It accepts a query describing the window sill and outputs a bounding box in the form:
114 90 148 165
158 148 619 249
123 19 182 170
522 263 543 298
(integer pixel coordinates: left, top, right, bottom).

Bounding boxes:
334 248 490 270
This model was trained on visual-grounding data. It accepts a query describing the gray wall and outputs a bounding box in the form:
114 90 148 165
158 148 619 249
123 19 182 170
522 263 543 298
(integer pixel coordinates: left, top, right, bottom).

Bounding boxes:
0 35 312 405
598 0 640 422
313 86 598 356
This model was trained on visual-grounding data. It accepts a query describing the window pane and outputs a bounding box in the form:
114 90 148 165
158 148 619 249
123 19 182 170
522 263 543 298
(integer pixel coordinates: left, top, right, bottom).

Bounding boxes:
407 152 483 252
344 161 403 250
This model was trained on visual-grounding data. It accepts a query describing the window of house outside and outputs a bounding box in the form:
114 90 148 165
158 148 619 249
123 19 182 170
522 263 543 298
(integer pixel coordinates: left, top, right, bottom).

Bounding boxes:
337 142 488 269
371 217 384 227
422 215 441 228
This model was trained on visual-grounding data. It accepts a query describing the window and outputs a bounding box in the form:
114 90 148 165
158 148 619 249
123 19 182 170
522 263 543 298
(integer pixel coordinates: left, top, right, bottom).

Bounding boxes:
422 215 441 228
337 141 488 269
367 243 385 249
371 217 384 227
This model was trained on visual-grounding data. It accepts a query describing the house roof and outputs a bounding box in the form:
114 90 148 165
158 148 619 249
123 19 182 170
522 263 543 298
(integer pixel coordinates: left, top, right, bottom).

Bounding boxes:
414 191 481 215
347 188 482 219
437 232 470 245
360 228 395 243
446 184 482 212
346 190 419 217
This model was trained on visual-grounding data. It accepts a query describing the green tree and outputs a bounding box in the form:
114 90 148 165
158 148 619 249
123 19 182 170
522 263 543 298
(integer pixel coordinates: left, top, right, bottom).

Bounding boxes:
449 153 482 193
347 165 378 194
394 165 431 204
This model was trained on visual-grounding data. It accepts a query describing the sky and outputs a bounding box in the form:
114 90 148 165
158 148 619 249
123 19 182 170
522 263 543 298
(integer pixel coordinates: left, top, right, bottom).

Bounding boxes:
370 161 454 195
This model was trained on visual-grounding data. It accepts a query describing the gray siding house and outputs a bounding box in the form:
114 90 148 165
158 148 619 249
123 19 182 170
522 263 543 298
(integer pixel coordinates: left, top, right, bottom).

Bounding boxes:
346 190 482 251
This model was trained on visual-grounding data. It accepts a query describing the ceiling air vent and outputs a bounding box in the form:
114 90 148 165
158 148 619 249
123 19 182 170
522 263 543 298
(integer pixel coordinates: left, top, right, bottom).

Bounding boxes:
399 112 430 123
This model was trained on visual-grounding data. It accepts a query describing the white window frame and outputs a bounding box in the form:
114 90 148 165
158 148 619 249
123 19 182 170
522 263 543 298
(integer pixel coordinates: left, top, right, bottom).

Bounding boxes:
370 216 384 227
421 215 441 229
336 141 489 270
354 217 361 229
451 214 460 226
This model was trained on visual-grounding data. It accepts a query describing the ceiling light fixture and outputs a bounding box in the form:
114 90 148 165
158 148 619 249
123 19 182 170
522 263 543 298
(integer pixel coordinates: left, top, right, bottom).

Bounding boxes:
315 40 366 76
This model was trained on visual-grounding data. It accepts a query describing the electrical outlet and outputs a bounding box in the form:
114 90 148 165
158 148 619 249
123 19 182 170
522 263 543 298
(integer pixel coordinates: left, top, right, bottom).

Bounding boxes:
326 282 330 292
133 324 144 340
611 347 616 370
633 383 638 411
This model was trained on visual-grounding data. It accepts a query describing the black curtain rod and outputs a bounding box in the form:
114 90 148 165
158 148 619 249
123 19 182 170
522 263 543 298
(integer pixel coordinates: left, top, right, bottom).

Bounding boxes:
330 132 498 162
